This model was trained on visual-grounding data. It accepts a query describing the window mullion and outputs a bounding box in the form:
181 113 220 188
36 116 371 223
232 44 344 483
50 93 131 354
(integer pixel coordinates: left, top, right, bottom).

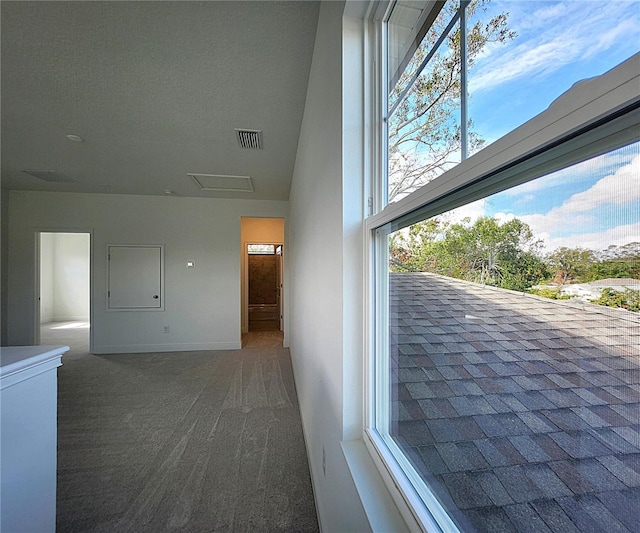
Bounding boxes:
381 14 390 209
374 226 391 432
387 8 461 120
460 1 468 160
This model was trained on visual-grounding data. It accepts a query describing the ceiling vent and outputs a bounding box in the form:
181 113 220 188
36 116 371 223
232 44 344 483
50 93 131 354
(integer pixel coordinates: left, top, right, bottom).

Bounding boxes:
22 169 75 183
189 173 254 193
235 129 263 150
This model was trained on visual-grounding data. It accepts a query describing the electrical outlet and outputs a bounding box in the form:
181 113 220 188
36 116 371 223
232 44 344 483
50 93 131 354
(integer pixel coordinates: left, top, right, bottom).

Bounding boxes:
322 446 326 477
163 325 170 334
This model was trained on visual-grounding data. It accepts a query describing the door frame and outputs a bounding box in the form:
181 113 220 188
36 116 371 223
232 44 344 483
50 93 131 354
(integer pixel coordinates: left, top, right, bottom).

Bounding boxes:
276 244 284 332
34 229 93 351
242 241 284 335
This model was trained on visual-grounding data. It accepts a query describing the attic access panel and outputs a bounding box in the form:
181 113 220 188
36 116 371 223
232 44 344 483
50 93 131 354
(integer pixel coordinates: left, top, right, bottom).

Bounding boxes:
22 169 75 183
107 245 164 310
189 173 254 193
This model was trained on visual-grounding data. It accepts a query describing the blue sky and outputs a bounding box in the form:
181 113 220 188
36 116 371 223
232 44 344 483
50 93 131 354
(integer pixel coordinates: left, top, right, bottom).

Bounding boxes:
455 0 639 253
485 143 640 252
451 142 640 253
468 0 640 144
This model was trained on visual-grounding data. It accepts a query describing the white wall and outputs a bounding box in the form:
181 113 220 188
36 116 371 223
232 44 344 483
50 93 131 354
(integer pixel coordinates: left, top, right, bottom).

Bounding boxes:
7 191 288 353
40 233 90 323
39 233 55 323
288 2 370 531
54 233 90 321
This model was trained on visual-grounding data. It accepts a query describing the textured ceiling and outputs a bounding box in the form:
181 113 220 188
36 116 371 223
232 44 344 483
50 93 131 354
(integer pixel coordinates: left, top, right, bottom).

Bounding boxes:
1 1 319 200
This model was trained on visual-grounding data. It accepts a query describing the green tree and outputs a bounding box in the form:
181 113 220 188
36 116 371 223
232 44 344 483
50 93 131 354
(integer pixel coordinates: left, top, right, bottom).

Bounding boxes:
390 216 548 291
436 216 547 290
599 242 640 261
596 288 640 312
388 1 515 202
547 247 597 284
588 243 640 281
587 259 639 281
389 218 444 272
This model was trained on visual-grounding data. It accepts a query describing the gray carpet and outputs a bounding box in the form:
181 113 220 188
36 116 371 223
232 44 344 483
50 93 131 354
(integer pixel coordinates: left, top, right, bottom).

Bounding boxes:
44 323 319 532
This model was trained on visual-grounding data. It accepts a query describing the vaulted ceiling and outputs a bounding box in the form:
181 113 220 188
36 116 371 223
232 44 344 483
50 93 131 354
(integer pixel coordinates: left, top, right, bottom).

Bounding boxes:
1 1 319 200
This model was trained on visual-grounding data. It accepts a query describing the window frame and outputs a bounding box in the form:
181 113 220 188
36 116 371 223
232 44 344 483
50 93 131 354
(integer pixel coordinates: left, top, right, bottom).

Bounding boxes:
362 2 640 529
247 243 277 255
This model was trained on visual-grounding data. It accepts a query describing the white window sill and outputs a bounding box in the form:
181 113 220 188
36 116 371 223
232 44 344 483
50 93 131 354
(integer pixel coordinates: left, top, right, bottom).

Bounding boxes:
342 438 414 533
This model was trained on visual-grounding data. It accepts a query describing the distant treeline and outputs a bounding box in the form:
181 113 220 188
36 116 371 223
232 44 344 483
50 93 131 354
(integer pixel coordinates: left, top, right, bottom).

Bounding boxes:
390 216 639 311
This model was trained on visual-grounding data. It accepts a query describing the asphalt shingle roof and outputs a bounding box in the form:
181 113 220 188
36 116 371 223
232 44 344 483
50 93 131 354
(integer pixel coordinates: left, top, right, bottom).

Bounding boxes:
390 273 640 533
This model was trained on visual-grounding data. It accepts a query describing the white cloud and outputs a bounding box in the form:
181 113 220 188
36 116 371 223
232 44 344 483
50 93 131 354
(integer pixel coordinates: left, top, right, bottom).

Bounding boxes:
561 154 640 213
469 1 639 93
470 38 577 92
500 148 636 197
520 211 595 237
447 199 487 224
542 221 640 252
493 212 516 224
582 19 639 59
504 154 640 251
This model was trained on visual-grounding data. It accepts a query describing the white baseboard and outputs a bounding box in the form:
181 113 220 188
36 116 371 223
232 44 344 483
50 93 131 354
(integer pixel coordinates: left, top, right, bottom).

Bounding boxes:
92 341 241 354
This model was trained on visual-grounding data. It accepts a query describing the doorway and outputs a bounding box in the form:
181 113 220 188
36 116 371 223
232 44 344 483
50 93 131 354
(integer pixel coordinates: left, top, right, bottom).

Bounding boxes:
247 244 282 332
37 232 91 353
240 217 285 346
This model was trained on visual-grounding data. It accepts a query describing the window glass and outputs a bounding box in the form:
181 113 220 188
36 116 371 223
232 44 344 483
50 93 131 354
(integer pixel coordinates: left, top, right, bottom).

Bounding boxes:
467 0 640 155
380 141 640 532
386 0 640 202
248 244 275 255
387 1 456 112
388 14 462 203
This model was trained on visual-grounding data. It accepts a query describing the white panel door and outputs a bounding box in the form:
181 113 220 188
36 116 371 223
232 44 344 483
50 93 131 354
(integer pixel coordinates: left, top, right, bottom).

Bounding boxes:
108 245 163 309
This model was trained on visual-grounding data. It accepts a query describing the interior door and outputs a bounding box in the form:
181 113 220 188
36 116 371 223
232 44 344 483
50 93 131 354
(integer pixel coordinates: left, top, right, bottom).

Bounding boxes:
276 245 283 331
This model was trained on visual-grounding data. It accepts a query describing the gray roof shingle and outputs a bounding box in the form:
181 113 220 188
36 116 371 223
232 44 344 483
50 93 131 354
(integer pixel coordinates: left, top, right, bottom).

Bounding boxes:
390 273 640 532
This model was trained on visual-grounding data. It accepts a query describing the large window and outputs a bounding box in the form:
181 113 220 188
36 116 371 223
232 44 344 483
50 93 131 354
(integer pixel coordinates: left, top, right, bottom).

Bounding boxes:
385 0 639 203
367 1 639 531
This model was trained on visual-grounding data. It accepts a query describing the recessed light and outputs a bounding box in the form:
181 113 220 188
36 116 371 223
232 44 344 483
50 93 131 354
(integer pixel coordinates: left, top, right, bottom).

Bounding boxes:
164 189 176 195
66 134 85 142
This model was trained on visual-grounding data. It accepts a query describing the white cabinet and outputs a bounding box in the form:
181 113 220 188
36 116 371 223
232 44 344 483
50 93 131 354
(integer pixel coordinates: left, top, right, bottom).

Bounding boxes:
0 345 69 533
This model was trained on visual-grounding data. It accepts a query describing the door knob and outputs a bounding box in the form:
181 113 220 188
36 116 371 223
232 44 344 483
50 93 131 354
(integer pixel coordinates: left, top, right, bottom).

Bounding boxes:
153 295 159 299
